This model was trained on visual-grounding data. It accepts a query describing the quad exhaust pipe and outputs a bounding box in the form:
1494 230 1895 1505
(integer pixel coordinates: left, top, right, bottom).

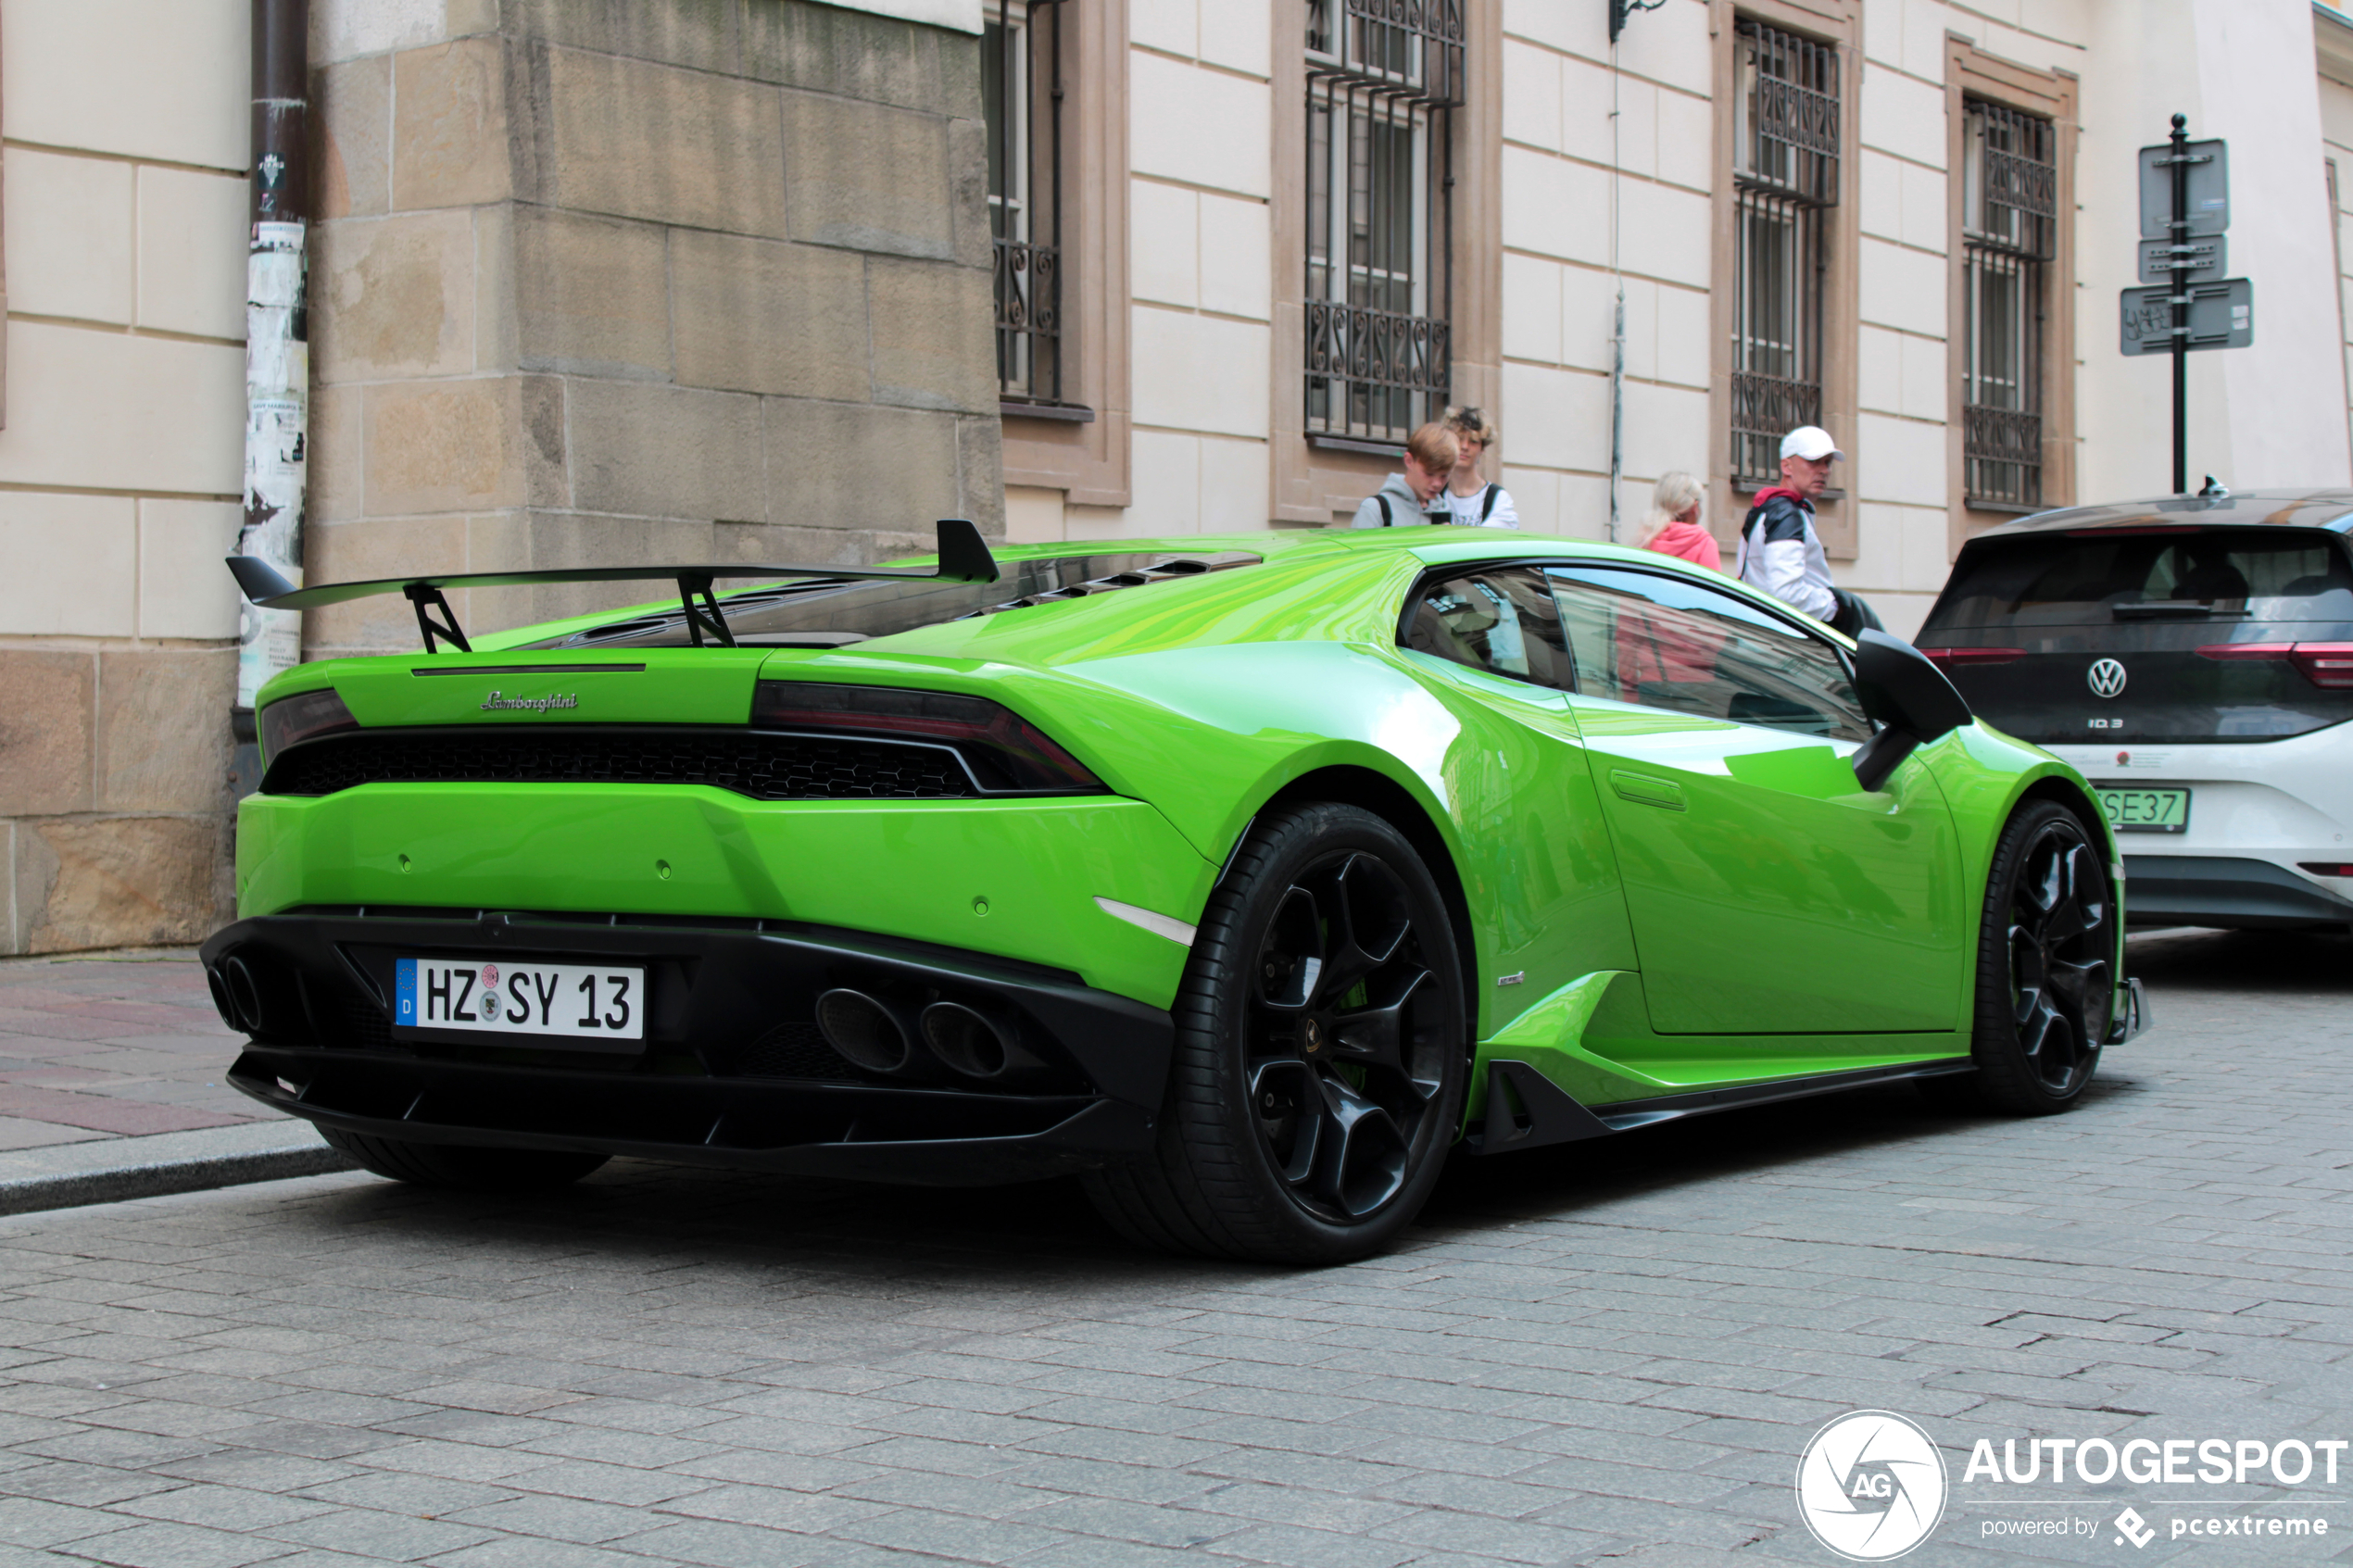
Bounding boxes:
919 1001 1039 1081
814 989 913 1074
208 956 264 1035
814 989 1042 1083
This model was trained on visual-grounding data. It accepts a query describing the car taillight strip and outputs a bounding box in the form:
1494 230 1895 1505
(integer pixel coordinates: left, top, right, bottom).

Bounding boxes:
1918 647 2026 667
749 682 1102 792
258 687 360 762
2195 641 2353 688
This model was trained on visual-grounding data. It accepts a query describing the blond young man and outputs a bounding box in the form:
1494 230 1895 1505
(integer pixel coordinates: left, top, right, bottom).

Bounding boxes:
1350 423 1459 528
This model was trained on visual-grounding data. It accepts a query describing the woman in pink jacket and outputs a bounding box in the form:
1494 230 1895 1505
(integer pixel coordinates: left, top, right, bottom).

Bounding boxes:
1638 471 1721 571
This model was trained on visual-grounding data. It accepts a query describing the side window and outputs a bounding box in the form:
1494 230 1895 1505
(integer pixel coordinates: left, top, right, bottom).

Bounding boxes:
1549 566 1870 741
1402 568 1576 691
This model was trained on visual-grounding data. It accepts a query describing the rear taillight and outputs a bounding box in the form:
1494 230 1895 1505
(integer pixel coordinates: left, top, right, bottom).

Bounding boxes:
2291 643 2353 688
1918 647 2025 667
258 687 359 762
750 682 1103 794
2195 641 2353 688
2300 862 2353 878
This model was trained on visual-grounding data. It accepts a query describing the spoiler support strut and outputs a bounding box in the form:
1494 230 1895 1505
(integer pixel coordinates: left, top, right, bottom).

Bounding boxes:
402 583 472 655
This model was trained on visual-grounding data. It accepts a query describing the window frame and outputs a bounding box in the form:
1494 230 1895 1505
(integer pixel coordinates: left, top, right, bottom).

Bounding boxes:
986 0 1065 409
1301 0 1464 450
1958 97 2057 513
1269 0 1502 526
1707 1 1860 563
1944 40 2079 555
998 0 1133 508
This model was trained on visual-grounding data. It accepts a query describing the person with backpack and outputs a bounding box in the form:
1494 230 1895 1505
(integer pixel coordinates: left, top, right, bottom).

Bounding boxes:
1438 407 1521 529
1735 425 1881 635
1349 423 1458 528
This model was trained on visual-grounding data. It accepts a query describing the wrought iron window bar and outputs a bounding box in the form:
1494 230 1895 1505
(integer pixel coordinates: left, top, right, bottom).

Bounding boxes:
989 0 1072 410
1730 20 1839 488
1303 0 1465 448
1962 100 2056 510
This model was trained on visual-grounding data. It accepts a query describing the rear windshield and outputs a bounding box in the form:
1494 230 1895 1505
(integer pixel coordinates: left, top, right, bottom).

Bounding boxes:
522 550 1260 650
1925 528 2353 633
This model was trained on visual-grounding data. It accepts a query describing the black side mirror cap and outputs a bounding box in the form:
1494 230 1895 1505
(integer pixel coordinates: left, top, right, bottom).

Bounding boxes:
1849 631 1973 792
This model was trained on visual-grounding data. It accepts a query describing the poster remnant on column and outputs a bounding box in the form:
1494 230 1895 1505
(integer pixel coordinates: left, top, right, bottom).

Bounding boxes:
237 217 308 707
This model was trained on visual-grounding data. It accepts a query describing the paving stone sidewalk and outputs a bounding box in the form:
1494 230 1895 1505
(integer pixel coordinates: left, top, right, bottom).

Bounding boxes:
0 952 256 1150
0 925 2347 1566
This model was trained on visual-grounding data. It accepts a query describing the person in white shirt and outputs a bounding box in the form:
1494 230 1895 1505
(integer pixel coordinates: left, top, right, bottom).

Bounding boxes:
1734 425 1879 634
1438 407 1520 529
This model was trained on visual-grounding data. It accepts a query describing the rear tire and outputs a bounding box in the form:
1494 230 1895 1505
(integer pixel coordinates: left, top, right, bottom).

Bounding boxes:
1931 799 2112 1116
321 1127 609 1191
1083 803 1468 1264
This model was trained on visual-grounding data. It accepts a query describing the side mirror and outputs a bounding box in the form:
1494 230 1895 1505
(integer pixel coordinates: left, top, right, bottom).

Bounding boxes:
1848 631 1973 792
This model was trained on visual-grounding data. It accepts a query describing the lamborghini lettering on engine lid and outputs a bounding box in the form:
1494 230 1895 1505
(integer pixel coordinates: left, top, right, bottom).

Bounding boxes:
480 691 580 712
395 959 641 1043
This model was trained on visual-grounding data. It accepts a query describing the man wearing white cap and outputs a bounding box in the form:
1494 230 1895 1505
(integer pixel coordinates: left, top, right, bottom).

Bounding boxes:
1736 425 1878 635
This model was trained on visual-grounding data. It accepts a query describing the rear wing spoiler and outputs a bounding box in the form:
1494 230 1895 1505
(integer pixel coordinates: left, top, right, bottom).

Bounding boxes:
226 518 999 655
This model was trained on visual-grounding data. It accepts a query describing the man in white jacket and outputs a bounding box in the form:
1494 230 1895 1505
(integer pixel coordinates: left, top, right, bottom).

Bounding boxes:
1735 426 1874 634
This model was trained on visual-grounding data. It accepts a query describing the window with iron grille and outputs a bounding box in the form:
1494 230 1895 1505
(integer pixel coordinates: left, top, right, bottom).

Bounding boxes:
1730 19 1839 487
1303 0 1464 446
1961 99 2056 510
987 1 1069 407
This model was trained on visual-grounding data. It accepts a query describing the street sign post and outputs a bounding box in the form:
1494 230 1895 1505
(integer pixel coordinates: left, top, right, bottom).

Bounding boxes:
2136 234 2225 285
2120 279 2253 354
2126 116 2247 495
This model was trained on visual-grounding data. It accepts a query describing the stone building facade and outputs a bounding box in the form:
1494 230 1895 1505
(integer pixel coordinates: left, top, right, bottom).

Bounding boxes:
1 0 1002 954
998 0 2353 634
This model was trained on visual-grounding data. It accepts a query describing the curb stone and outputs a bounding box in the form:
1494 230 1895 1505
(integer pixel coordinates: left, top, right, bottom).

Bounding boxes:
0 1121 358 1218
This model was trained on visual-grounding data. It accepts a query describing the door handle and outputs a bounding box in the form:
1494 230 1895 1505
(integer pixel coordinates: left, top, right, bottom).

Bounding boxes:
1609 770 1685 810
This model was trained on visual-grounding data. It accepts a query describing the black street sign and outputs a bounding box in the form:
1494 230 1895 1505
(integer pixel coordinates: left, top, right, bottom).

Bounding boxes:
2139 138 2228 236
2120 278 2253 355
2136 234 2225 285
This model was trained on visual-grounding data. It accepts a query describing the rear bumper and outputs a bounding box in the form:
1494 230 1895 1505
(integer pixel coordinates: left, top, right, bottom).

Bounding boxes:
200 909 1173 1185
2122 855 2353 929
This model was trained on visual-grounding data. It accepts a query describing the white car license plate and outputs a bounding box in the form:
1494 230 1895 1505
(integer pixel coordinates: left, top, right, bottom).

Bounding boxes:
394 959 645 1043
2095 784 2190 834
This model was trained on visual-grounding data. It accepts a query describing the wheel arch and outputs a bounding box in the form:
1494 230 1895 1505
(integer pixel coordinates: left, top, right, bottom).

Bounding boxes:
2015 772 2109 849
1255 764 1482 1012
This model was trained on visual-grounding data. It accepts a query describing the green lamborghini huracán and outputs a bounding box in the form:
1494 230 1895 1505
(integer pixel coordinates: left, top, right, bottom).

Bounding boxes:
206 523 2146 1262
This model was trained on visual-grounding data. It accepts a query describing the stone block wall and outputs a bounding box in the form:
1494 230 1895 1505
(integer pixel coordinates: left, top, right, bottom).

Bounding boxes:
308 0 1003 654
0 0 249 954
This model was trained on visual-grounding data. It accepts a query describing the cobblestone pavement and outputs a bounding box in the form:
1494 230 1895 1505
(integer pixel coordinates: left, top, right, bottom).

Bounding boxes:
0 953 255 1148
0 926 2347 1567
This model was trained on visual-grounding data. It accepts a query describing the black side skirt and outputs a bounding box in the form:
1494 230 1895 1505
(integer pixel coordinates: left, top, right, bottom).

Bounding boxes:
1466 1056 1976 1155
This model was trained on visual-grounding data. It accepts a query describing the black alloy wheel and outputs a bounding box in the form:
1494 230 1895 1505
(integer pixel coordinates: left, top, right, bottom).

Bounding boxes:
1083 803 1468 1263
1937 799 2113 1114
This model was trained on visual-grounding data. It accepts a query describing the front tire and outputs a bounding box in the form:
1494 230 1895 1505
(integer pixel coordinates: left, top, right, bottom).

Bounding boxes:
1083 803 1469 1264
321 1127 610 1191
1934 799 2113 1115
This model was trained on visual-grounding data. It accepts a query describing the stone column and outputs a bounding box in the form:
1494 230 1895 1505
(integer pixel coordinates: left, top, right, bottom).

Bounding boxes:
306 0 1002 653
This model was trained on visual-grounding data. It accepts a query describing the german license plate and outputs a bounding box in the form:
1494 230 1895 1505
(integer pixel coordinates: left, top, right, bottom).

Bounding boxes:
394 959 645 1043
2095 784 2189 834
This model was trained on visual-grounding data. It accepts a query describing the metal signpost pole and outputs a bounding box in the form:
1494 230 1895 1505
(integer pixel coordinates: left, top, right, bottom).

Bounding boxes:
2170 113 2188 495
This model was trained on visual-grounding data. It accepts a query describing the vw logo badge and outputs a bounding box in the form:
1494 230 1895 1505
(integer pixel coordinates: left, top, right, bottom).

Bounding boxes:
2087 658 2128 699
1794 1410 1948 1561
